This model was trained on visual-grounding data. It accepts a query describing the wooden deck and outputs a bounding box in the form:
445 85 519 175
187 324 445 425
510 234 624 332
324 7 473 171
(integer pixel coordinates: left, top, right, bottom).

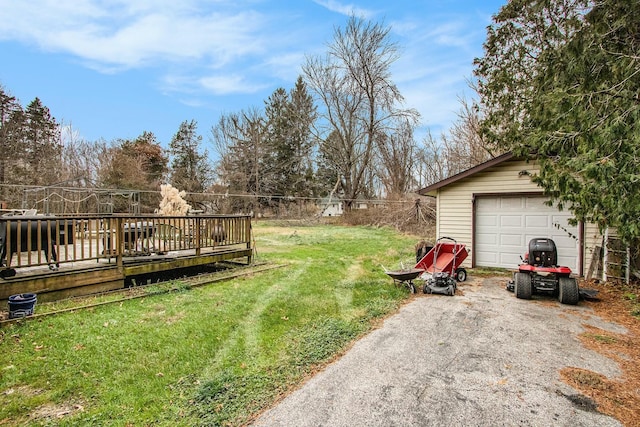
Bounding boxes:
0 214 253 303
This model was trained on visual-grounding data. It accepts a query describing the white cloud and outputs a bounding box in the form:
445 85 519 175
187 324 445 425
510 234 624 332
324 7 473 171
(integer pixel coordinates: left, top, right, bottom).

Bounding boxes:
261 52 306 82
312 0 376 19
199 74 269 95
0 1 267 69
388 13 487 136
0 0 502 142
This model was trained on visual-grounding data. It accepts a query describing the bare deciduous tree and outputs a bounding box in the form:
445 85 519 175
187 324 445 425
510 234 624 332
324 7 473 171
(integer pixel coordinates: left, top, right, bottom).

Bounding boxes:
439 96 496 176
211 107 266 213
415 130 448 188
303 16 419 209
376 118 418 197
416 96 497 187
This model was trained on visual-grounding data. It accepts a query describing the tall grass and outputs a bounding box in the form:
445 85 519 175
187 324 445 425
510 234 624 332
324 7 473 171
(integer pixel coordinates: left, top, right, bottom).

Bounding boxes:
0 222 421 426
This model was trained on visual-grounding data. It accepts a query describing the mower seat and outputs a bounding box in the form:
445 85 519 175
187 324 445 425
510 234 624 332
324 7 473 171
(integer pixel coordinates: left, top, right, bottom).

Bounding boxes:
528 238 557 267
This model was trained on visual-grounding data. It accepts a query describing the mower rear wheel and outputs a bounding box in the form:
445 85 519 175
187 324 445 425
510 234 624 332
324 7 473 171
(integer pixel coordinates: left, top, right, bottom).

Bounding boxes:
514 272 532 300
558 277 579 305
455 268 467 282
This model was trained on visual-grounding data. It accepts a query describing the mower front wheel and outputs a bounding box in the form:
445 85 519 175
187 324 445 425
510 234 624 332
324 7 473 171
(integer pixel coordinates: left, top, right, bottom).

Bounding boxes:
558 277 579 305
514 272 532 300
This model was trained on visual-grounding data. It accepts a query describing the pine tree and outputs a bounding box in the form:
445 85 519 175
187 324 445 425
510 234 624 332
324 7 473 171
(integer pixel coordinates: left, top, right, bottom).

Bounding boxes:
264 76 317 200
169 120 212 194
0 86 22 201
474 0 640 243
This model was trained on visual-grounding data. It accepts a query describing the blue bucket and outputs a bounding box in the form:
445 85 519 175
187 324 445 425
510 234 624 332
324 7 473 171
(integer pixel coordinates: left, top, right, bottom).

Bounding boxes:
8 293 37 319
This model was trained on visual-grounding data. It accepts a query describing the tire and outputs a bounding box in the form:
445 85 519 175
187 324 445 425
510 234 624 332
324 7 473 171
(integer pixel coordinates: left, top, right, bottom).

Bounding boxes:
455 268 467 282
515 272 532 300
409 283 416 294
423 284 432 294
559 277 579 305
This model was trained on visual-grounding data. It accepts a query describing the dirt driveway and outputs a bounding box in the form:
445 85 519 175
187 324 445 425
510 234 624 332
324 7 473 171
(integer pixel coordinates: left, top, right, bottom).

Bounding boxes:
251 276 624 426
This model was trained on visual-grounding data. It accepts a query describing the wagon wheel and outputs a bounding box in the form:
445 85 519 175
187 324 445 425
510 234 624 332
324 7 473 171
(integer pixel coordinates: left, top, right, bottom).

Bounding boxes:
408 282 416 294
455 268 467 282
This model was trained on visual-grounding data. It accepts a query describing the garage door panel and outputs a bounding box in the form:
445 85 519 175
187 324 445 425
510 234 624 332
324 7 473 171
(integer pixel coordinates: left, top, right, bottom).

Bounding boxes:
477 198 498 210
525 215 550 228
476 215 498 227
558 255 576 268
525 198 548 209
500 197 525 210
500 233 524 247
551 237 577 252
499 252 522 266
500 215 523 227
476 251 498 264
475 196 578 271
477 232 497 245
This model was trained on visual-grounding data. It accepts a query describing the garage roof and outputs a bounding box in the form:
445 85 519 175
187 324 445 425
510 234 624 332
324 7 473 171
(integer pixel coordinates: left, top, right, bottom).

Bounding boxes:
417 152 514 197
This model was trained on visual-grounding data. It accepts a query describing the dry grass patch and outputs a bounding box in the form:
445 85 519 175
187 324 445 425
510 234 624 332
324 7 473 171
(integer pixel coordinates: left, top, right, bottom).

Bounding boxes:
29 401 85 423
559 280 640 426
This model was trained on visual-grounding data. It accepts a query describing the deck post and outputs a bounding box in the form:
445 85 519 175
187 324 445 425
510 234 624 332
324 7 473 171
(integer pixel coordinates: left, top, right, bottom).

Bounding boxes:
114 217 123 270
246 216 252 264
195 216 201 256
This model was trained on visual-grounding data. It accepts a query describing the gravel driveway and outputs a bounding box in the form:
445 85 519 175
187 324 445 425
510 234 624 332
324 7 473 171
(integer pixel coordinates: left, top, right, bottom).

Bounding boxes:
251 276 624 427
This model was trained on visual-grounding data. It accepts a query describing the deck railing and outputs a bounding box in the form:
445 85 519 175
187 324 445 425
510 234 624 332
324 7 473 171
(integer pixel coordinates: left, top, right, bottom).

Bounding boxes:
0 214 252 272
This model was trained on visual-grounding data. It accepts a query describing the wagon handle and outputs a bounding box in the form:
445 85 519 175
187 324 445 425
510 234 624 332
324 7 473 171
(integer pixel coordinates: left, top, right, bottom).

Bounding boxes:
437 236 457 243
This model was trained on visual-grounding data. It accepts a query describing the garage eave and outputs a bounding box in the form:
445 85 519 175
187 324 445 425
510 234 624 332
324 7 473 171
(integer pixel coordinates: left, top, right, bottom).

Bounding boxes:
417 152 515 196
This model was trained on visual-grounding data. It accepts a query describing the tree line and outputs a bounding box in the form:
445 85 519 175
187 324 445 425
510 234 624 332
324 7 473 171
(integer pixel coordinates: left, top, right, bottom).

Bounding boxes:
0 2 628 247
0 15 496 215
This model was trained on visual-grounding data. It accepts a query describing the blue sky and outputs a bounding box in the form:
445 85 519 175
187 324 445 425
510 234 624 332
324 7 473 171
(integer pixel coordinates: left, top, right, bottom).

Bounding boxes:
0 0 506 150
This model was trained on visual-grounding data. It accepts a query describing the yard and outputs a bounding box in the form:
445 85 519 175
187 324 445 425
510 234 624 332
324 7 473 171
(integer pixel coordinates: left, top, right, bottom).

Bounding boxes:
0 221 423 426
2 221 639 426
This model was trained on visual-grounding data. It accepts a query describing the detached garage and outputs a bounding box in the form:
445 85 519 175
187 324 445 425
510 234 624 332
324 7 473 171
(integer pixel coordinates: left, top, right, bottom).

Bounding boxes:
418 153 601 277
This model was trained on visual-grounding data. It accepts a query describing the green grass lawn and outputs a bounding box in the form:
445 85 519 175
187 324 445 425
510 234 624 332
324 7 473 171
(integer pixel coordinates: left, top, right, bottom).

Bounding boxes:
0 222 423 426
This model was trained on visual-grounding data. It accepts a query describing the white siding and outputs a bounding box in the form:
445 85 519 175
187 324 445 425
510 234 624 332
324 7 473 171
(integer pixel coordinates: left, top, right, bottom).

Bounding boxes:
584 223 606 279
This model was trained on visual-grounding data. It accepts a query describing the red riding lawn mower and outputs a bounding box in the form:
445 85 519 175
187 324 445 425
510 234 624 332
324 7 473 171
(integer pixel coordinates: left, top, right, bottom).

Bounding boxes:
507 237 580 305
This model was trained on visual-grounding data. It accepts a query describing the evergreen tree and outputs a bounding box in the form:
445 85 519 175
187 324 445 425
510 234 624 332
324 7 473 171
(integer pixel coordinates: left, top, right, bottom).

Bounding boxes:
0 86 22 201
169 120 212 194
474 0 640 243
24 97 61 185
264 76 317 199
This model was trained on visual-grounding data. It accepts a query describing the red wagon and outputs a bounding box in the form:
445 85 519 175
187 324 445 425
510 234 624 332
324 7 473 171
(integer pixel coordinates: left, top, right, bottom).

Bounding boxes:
415 236 469 282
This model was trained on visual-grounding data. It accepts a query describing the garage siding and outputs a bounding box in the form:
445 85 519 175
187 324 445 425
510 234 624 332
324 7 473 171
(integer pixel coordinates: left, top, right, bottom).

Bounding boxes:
431 157 606 276
436 160 544 269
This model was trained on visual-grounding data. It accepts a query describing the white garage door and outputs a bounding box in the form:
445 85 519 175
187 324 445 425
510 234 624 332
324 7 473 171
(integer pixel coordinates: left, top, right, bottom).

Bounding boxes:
475 195 579 270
